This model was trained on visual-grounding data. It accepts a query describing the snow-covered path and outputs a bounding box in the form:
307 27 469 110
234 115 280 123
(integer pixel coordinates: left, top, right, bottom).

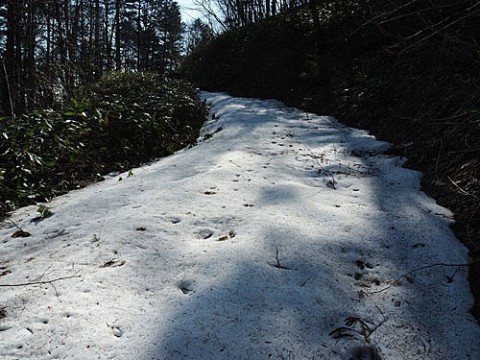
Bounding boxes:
1 93 479 359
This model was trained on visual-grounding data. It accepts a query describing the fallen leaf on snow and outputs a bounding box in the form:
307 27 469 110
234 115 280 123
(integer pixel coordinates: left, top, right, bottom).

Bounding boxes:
0 270 11 277
100 259 126 268
11 230 31 238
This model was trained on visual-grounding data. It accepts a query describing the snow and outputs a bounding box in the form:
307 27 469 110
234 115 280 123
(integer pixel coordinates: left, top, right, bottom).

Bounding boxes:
1 92 479 359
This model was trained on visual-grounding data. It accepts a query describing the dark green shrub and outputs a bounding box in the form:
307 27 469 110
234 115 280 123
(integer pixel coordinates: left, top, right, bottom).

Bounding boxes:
0 72 207 216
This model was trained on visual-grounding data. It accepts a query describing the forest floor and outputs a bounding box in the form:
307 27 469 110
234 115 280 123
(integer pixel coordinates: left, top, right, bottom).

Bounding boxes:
0 93 479 359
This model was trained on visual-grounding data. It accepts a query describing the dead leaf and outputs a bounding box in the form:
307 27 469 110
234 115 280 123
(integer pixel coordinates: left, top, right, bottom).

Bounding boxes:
218 236 229 241
329 327 355 339
11 230 30 238
100 259 126 268
0 270 11 277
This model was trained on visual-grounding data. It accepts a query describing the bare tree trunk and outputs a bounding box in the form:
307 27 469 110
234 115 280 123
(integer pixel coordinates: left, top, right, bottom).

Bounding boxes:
95 0 101 75
5 0 21 115
56 1 69 93
1 57 15 116
114 0 121 70
26 0 36 110
70 1 82 75
46 4 51 69
137 1 142 71
104 0 113 71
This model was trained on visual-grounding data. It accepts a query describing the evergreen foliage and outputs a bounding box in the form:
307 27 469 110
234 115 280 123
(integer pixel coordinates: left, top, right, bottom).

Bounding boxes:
0 72 207 217
185 19 214 55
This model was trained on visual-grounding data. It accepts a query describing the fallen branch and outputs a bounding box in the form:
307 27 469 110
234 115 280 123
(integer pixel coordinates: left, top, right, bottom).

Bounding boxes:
306 147 337 189
368 260 480 294
270 246 289 270
330 304 387 346
448 176 479 200
0 274 80 288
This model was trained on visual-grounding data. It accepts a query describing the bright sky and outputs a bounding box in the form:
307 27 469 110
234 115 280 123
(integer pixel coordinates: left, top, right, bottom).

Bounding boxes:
176 0 203 22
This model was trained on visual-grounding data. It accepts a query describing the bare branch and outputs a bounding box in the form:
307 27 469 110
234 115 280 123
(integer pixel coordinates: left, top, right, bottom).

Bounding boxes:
368 260 480 294
0 274 81 288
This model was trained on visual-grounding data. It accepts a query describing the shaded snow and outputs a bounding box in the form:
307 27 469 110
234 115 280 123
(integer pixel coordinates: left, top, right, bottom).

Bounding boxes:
1 93 479 359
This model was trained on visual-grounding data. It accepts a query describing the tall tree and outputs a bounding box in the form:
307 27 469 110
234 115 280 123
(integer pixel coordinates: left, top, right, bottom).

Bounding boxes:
156 0 183 73
0 0 186 116
193 0 310 28
185 18 213 55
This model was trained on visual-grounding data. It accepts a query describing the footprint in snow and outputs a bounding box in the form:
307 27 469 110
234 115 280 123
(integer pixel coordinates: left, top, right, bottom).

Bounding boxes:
107 323 124 337
176 280 194 294
347 345 381 360
197 229 213 239
355 260 375 270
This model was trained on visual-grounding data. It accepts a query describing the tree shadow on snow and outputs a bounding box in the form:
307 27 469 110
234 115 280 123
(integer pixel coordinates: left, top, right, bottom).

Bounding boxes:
141 95 478 359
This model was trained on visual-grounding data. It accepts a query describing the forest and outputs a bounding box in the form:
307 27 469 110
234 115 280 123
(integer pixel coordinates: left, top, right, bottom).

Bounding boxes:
1 0 480 319
0 0 186 116
0 0 213 218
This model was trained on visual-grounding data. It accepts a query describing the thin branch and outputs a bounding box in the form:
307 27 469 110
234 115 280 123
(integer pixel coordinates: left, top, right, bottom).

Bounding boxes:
365 305 388 341
434 139 443 182
400 112 470 124
379 4 460 25
192 0 228 31
0 274 81 288
272 246 289 270
368 260 480 294
347 0 420 37
4 217 29 236
399 4 480 53
305 146 337 189
448 176 479 200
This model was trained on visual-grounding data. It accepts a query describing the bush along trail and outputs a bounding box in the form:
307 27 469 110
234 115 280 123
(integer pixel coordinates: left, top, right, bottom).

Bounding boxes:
0 72 207 219
0 93 478 359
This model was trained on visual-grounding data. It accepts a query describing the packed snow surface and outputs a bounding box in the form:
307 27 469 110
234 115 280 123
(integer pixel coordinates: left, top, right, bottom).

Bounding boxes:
1 93 479 359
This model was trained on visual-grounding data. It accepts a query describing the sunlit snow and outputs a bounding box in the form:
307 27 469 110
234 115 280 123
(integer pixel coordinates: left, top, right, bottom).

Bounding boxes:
1 93 479 359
